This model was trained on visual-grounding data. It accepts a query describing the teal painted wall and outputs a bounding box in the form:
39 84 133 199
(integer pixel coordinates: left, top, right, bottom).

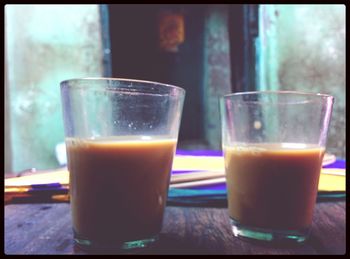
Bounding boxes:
202 5 232 150
257 5 345 158
5 5 107 173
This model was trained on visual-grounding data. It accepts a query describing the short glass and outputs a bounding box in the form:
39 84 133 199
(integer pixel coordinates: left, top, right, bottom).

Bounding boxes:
220 91 334 244
60 78 185 251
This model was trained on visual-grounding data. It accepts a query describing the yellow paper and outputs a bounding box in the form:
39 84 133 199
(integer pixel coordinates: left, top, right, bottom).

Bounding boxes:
173 155 224 171
319 169 346 192
5 155 345 193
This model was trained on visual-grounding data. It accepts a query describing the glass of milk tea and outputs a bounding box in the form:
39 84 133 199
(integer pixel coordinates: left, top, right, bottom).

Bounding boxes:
60 78 185 252
220 91 333 244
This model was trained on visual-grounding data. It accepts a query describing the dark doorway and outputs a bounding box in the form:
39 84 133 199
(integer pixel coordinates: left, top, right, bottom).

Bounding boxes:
108 4 206 146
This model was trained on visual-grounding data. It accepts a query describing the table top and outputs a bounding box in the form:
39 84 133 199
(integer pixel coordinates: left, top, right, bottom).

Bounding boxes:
5 201 345 255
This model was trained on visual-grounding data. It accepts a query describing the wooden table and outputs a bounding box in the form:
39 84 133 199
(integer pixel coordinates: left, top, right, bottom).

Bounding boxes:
5 200 345 255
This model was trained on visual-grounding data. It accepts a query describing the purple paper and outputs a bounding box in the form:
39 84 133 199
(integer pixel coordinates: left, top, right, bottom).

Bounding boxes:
322 159 345 169
176 149 223 157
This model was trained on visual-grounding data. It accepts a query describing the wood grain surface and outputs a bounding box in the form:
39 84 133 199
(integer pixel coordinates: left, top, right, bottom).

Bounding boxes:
4 201 345 255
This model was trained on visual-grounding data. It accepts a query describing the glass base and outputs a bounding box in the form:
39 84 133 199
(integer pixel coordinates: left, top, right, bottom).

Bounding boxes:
73 229 158 253
230 218 310 245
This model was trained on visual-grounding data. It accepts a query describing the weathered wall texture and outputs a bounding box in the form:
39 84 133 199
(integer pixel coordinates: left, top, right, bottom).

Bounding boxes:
5 5 105 173
202 5 232 150
258 5 345 158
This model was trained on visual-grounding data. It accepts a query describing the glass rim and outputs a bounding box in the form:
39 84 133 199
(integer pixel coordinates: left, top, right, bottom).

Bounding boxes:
60 77 185 95
221 90 334 103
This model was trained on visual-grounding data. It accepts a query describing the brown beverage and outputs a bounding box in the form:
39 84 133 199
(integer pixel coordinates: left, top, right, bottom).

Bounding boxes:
224 143 325 230
66 136 177 245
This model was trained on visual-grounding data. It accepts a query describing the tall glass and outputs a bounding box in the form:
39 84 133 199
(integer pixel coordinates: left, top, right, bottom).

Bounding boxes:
220 91 333 244
60 78 185 251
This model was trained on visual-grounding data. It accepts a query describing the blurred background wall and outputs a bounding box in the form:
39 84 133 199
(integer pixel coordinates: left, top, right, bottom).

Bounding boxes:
257 5 345 158
5 5 110 173
4 4 345 174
